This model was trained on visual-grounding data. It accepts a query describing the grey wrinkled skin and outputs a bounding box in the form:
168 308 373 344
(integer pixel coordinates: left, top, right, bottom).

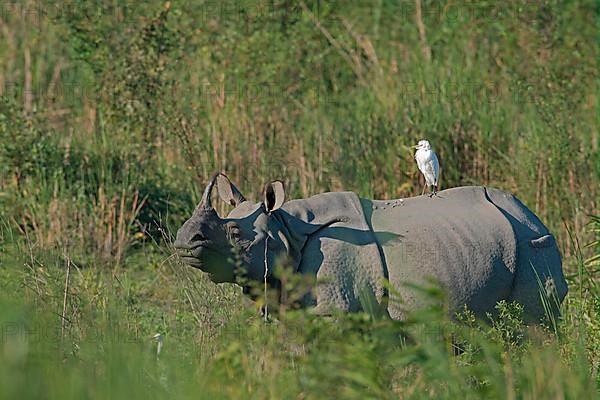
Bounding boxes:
174 173 568 323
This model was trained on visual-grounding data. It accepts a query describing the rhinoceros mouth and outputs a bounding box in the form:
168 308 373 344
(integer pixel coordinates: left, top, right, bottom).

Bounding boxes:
175 241 215 256
175 245 224 268
177 254 203 266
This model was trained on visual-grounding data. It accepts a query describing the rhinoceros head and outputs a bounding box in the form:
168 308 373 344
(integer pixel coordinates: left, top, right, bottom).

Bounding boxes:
174 173 291 284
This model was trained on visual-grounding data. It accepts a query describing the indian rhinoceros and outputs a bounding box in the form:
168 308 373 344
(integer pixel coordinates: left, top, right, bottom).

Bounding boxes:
174 173 568 322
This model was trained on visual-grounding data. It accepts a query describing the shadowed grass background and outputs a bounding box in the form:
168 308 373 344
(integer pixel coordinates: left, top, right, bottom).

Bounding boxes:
0 0 598 398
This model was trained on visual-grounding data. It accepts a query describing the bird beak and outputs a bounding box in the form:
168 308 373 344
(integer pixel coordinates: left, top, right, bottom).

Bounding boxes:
412 145 419 149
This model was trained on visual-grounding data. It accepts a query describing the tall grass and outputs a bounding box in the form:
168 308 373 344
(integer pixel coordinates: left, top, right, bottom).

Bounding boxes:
0 0 598 398
0 245 598 399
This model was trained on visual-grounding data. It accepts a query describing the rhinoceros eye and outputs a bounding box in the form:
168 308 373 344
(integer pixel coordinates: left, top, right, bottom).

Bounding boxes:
226 223 241 239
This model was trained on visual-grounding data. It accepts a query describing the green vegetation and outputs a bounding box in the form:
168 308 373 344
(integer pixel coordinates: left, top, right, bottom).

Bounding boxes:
0 0 597 398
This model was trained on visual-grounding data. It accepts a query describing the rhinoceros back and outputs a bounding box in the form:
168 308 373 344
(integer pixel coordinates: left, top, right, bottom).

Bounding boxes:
367 186 566 322
368 186 519 319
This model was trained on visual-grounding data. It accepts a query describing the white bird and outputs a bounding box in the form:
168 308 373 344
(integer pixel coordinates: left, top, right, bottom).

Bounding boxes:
413 139 440 197
151 333 163 358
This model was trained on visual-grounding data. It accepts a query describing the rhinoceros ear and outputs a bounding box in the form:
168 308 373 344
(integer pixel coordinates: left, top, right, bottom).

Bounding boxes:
216 173 246 207
264 181 285 213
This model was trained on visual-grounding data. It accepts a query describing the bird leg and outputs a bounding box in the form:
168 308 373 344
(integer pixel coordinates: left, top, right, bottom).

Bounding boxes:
421 184 426 196
428 185 438 198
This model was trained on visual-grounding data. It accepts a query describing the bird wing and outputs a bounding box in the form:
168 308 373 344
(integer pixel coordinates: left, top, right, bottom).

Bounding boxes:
430 152 439 184
417 152 439 186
